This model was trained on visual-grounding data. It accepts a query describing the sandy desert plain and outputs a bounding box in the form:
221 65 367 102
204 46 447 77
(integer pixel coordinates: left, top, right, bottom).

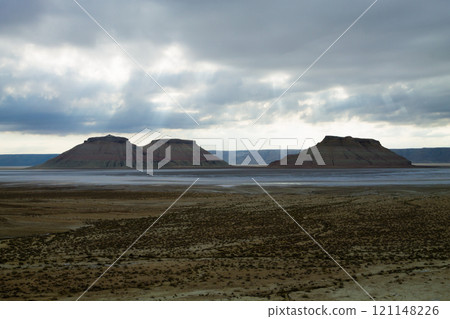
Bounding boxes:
0 181 449 301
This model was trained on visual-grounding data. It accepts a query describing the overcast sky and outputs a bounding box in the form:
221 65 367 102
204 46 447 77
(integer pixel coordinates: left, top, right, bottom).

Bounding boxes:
0 0 449 153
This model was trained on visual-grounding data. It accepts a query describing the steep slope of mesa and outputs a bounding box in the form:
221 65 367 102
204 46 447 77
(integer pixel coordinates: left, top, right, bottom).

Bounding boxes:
35 135 129 169
34 135 229 169
269 136 412 168
143 139 229 168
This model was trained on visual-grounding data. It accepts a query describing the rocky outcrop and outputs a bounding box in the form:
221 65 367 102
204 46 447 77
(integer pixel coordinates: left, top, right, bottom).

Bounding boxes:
269 136 412 168
35 135 229 169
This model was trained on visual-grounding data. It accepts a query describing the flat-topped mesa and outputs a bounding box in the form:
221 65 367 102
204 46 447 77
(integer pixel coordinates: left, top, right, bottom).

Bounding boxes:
320 135 382 147
35 134 129 169
34 135 229 169
85 134 128 144
269 135 412 168
144 139 228 168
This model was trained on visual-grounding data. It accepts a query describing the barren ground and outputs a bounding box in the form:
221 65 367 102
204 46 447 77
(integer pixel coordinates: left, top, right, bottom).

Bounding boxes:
0 184 448 300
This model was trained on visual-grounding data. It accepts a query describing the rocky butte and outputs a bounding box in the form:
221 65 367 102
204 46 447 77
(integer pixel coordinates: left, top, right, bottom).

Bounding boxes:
35 134 229 169
269 136 412 168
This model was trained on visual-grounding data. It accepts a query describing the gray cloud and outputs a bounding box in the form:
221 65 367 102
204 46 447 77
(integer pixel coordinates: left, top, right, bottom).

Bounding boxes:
0 0 449 134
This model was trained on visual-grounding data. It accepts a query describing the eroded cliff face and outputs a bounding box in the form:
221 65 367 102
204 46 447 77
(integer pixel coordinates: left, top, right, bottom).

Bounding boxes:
269 136 412 168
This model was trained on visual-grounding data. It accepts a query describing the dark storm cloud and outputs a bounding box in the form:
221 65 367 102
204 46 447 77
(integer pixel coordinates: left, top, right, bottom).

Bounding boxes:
183 70 283 111
0 1 43 27
0 69 197 133
0 0 449 133
281 79 450 126
0 0 95 46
